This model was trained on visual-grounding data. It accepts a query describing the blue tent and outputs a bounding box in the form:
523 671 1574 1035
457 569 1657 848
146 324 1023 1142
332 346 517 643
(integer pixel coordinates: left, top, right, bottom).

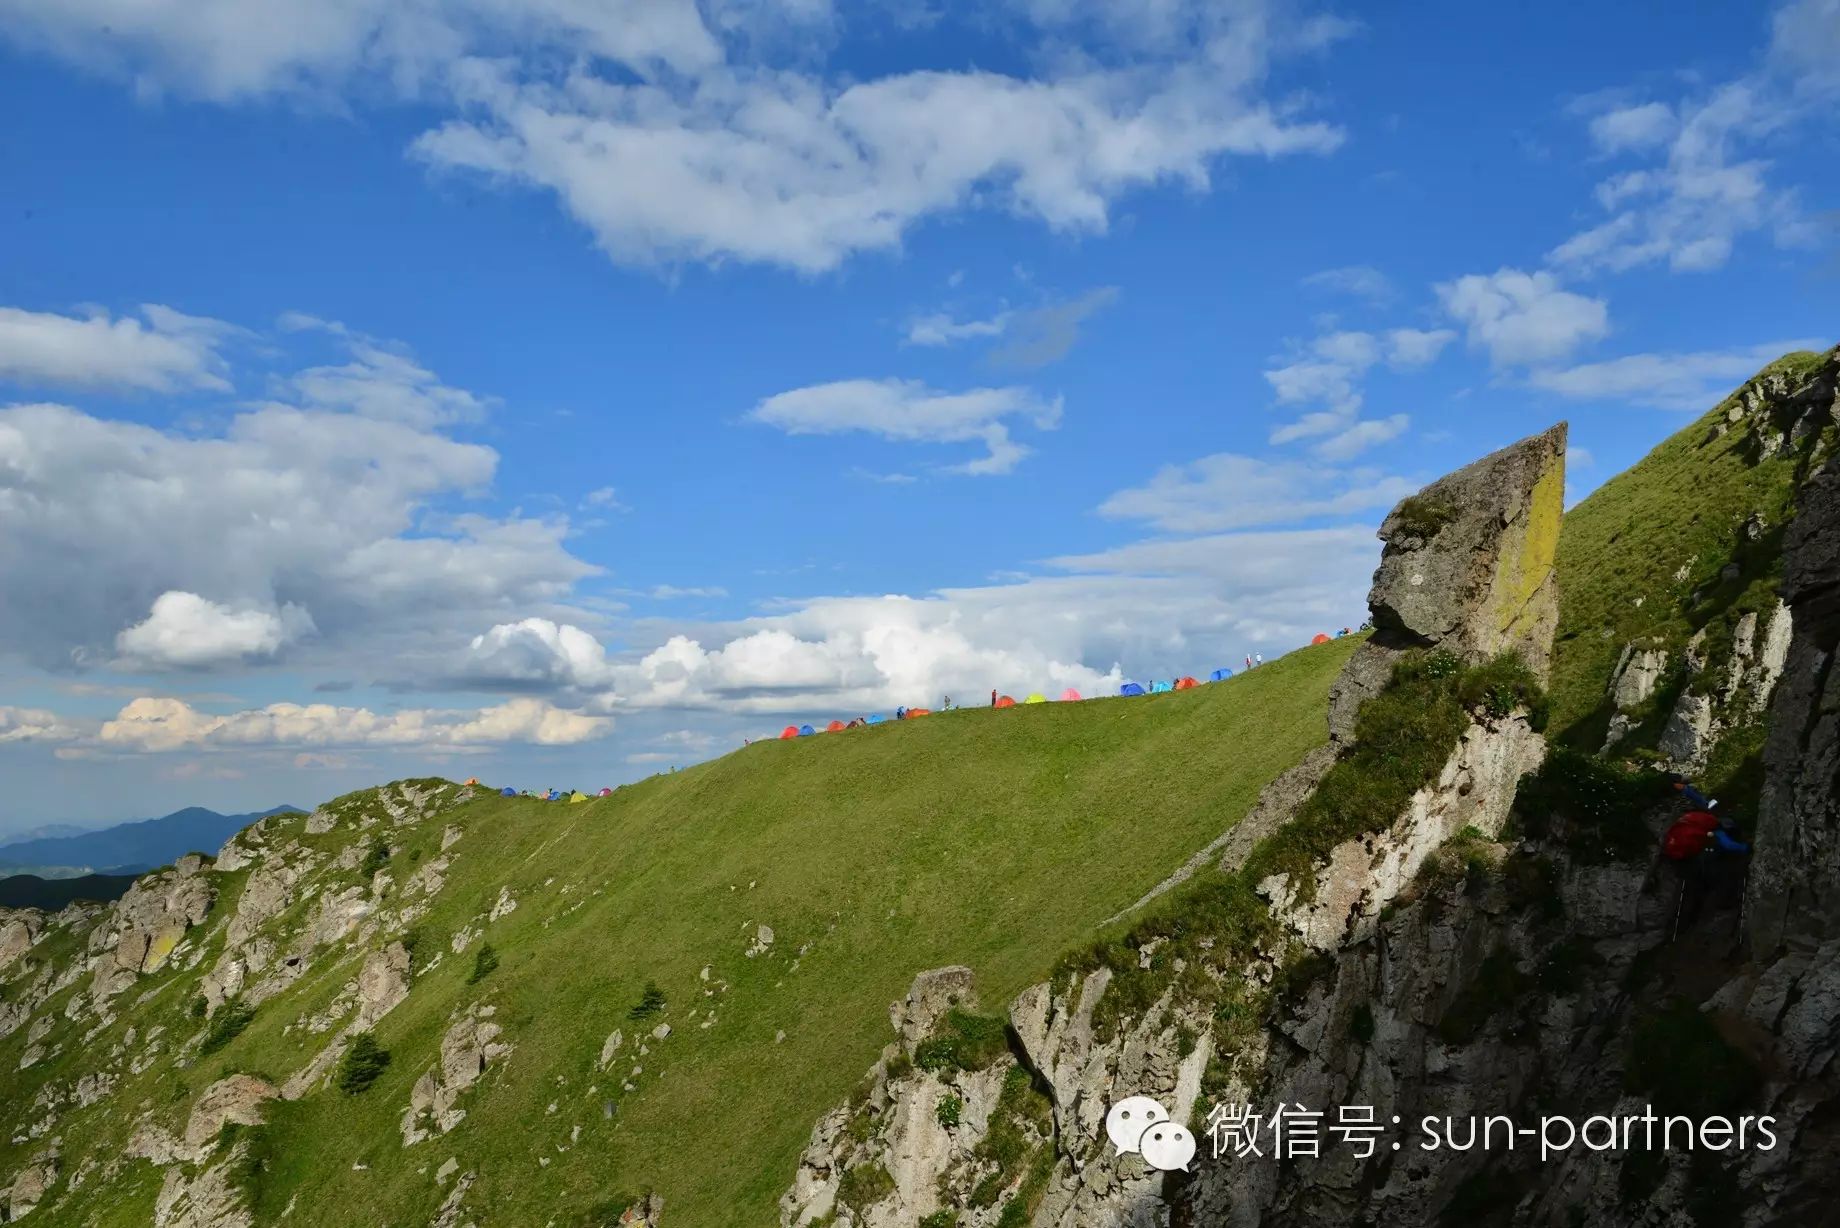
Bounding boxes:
1119 682 1146 697
798 724 816 737
865 714 886 725
546 789 561 801
1151 679 1174 693
1208 667 1233 682
500 786 517 797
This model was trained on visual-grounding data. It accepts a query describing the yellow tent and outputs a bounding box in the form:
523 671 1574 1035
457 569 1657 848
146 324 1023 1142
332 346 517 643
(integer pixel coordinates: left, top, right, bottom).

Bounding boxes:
568 791 590 803
1024 693 1048 704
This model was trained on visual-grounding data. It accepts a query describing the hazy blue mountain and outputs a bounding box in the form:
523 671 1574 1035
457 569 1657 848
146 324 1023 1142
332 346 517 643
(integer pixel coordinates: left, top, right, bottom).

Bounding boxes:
0 805 301 878
0 872 139 910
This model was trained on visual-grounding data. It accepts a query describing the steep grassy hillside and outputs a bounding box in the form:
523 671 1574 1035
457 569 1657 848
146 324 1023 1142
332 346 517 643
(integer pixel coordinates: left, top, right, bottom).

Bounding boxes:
1549 345 1836 800
0 638 1358 1227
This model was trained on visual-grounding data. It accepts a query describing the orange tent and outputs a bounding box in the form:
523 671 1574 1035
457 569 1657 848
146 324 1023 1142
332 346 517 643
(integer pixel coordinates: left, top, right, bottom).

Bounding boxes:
1311 633 1331 645
1174 676 1198 690
779 726 799 740
464 777 479 786
826 720 846 732
906 708 931 718
994 695 1016 708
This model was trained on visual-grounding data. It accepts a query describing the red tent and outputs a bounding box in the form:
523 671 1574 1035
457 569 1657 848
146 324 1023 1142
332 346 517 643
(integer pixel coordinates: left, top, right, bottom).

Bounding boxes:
1311 633 1331 645
1060 687 1082 701
906 708 932 718
1174 676 1198 689
826 720 846 732
994 695 1016 708
779 726 799 740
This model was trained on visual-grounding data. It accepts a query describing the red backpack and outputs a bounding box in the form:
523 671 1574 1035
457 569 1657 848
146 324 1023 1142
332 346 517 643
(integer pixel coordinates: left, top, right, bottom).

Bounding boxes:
1663 810 1719 861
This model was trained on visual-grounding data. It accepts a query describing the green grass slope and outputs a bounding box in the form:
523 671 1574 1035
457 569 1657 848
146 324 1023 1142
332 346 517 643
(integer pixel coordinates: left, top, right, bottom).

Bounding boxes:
0 637 1358 1227
1548 346 1836 797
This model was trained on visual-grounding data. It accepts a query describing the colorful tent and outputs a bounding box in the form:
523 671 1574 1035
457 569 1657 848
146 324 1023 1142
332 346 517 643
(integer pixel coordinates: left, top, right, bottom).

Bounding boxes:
546 790 561 801
500 786 517 797
1151 679 1174 693
1060 687 1082 701
995 695 1016 708
599 787 613 796
464 777 479 786
1025 693 1047 704
1120 682 1146 696
826 720 846 732
906 708 932 717
866 714 886 724
1311 632 1331 645
1175 676 1198 689
1208 667 1233 682
798 724 816 736
780 725 799 740
569 791 590 803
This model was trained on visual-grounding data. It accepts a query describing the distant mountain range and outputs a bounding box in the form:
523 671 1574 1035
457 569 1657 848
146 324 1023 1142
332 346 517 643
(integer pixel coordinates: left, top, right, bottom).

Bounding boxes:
0 804 302 882
0 872 143 910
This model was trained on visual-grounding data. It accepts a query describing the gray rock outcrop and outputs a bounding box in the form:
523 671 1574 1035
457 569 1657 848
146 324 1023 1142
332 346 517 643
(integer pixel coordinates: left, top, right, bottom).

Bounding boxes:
1329 424 1566 741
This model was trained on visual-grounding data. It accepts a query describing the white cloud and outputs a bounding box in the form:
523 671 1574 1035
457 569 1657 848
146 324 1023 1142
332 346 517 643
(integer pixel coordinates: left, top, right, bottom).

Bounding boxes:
0 304 235 392
749 378 1062 475
0 392 594 673
278 341 493 427
1312 412 1409 461
0 706 86 743
1301 264 1393 302
2 2 1350 273
1551 84 1806 275
1586 101 1675 153
1770 0 1840 95
1527 338 1828 410
906 311 1012 347
417 60 1341 273
1436 268 1609 367
649 585 727 600
1263 328 1442 449
115 591 315 669
1384 327 1457 368
461 617 617 687
583 486 629 511
96 694 609 753
1097 452 1416 532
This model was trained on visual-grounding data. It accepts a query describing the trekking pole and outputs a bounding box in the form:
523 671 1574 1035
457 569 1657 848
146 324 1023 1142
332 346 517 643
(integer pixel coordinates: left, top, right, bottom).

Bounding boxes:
1668 872 1687 945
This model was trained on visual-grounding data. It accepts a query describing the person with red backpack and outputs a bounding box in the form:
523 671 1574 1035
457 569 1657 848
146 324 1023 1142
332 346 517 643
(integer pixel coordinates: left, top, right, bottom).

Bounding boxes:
1662 788 1750 936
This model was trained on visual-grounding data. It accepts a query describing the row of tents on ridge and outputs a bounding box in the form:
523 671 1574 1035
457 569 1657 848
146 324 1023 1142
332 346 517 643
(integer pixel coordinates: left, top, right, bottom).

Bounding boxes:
772 628 1359 741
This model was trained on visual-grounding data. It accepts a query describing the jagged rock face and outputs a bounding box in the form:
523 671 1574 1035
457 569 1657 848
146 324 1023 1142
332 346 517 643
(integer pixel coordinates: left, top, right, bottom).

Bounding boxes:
91 869 215 998
888 965 974 1049
154 1146 254 1228
0 911 42 972
402 1004 512 1145
1747 457 1840 956
1330 423 1566 740
3 1148 58 1220
183 1075 278 1155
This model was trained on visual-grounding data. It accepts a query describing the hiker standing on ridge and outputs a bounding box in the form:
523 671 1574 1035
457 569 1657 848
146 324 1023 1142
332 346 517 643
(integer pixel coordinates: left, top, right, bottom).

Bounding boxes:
991 689 997 707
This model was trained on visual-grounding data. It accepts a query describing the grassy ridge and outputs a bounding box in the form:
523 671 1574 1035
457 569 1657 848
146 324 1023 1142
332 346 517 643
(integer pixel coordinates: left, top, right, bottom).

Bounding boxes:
1548 349 1832 780
1 638 1359 1227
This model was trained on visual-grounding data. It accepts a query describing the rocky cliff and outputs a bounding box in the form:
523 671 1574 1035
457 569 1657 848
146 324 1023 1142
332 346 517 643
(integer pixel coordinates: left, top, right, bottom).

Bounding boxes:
783 348 1840 1228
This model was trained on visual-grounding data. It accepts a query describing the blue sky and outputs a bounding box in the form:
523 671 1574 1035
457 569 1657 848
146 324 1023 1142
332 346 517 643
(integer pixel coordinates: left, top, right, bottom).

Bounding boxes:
0 0 1834 830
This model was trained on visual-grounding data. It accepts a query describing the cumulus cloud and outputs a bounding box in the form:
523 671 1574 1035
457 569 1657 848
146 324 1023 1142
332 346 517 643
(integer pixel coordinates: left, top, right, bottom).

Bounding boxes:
96 695 609 752
2 1 1351 273
1551 83 1808 275
0 304 236 392
278 341 493 427
461 618 617 688
1770 0 1840 95
0 393 594 674
1527 338 1828 410
1098 452 1416 532
1436 268 1609 367
1262 328 1445 453
749 378 1062 475
115 591 316 669
0 705 86 743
